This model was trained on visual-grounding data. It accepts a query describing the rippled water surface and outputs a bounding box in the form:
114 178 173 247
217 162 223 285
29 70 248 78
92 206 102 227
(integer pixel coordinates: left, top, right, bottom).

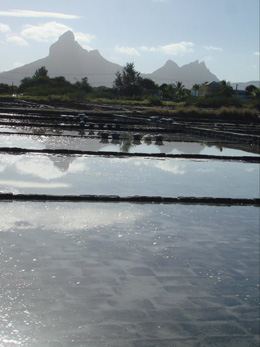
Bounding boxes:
0 202 259 346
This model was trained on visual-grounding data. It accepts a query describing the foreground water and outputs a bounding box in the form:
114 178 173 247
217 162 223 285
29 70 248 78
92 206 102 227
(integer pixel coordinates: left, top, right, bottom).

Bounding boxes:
0 153 259 198
0 202 259 347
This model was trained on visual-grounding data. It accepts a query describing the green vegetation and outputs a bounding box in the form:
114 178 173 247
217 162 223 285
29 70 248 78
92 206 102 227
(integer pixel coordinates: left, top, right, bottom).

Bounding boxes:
142 106 260 122
1 65 259 119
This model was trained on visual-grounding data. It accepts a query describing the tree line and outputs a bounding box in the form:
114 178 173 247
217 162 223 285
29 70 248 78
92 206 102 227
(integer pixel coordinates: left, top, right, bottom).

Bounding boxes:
0 63 259 107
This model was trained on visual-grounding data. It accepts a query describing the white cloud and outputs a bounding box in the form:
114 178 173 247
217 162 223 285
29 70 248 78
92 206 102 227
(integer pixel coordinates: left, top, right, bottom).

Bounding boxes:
160 41 194 55
6 35 29 46
0 10 80 19
115 45 140 56
75 32 96 50
21 21 72 42
140 46 157 52
140 41 195 55
254 51 260 56
20 22 96 48
204 45 223 52
0 23 11 33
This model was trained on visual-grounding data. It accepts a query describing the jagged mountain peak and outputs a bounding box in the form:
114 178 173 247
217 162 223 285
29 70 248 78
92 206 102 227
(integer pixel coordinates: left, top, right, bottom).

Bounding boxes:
59 30 75 42
0 31 220 87
49 30 82 56
164 59 179 67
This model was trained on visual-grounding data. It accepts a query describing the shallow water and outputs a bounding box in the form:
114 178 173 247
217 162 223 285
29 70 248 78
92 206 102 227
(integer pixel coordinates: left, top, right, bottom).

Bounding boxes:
0 202 259 346
0 133 258 156
0 153 259 198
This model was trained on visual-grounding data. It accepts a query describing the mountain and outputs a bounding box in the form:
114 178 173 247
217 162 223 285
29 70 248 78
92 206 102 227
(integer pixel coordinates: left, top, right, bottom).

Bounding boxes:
4 30 256 89
0 31 122 87
143 59 219 88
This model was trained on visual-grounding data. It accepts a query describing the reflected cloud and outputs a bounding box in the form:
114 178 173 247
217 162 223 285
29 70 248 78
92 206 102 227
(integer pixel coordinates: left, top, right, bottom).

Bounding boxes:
153 161 186 174
0 180 69 189
0 203 148 233
69 158 89 173
16 157 66 180
245 167 257 172
14 156 88 180
196 168 215 173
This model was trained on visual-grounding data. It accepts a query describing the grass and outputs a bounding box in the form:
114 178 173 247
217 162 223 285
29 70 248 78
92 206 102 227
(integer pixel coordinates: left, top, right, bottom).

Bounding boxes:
141 106 260 122
1 94 259 123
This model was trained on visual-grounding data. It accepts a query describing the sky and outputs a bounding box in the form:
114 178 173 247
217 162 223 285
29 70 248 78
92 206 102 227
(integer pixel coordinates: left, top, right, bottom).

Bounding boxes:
0 0 259 83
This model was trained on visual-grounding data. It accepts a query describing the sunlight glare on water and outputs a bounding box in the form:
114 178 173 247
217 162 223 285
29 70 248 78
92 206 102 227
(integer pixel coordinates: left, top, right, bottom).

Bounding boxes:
0 202 259 346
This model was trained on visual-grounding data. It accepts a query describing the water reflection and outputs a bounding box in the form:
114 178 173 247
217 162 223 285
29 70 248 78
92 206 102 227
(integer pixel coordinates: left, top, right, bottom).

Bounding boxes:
0 134 258 156
0 203 259 346
0 153 258 198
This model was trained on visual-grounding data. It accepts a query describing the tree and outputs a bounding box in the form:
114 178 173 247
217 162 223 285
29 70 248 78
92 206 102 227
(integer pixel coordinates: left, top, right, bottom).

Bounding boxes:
218 80 234 97
192 83 200 97
174 81 185 100
159 83 175 100
245 84 257 96
74 77 92 93
113 63 141 97
34 66 48 79
139 77 159 96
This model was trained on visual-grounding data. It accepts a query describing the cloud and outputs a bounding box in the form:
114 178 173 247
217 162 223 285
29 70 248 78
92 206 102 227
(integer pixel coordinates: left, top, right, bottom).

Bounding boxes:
204 45 223 52
140 41 194 55
0 10 80 19
254 51 260 56
160 41 194 55
19 22 96 48
0 23 11 33
21 21 72 42
75 32 96 50
115 45 140 56
140 46 157 52
6 35 29 46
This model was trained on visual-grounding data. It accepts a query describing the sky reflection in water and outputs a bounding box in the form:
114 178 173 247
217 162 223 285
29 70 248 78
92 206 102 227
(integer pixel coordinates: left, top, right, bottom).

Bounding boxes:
0 133 258 156
0 153 259 198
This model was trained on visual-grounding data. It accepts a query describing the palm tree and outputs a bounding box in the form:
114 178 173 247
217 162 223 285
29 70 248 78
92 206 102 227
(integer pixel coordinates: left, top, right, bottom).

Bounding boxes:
192 83 200 97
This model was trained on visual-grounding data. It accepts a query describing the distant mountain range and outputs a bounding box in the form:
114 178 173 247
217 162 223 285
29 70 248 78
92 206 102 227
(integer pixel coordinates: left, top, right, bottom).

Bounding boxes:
144 59 219 88
0 31 258 89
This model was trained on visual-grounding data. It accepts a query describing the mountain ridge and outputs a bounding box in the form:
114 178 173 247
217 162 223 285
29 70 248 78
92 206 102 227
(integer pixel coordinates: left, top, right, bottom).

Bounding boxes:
0 31 258 89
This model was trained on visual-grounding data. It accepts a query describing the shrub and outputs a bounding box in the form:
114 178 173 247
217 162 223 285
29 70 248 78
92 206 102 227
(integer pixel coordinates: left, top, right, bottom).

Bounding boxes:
148 97 163 106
